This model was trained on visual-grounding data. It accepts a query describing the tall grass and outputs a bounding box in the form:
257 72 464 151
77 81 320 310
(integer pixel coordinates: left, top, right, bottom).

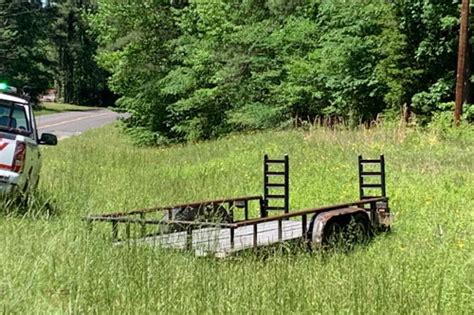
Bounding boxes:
0 124 472 313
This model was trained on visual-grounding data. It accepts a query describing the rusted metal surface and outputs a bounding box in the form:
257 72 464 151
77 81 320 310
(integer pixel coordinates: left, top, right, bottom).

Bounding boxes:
373 201 393 229
86 197 387 248
86 198 385 228
85 154 392 256
230 198 385 228
85 216 236 228
96 195 262 218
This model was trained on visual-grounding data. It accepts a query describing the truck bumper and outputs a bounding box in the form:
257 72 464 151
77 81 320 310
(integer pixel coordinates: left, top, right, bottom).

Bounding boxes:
0 170 20 194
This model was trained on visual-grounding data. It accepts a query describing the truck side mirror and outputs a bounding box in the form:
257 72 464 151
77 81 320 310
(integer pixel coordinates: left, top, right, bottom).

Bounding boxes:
39 133 58 146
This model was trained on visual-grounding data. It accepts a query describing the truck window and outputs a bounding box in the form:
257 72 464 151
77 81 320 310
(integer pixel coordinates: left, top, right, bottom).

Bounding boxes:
0 102 31 134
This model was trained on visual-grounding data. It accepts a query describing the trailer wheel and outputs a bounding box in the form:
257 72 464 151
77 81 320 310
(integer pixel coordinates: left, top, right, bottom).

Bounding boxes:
322 213 370 250
322 220 345 249
346 213 370 246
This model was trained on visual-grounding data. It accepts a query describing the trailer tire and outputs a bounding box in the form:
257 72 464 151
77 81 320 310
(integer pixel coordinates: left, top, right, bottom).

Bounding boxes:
347 213 371 245
322 220 345 249
322 213 370 250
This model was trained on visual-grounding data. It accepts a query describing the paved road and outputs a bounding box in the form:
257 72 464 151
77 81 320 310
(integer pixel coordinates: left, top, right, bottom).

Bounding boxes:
36 109 123 140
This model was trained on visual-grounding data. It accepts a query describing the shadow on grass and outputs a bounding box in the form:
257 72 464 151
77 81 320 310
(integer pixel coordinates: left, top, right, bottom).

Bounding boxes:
0 190 59 218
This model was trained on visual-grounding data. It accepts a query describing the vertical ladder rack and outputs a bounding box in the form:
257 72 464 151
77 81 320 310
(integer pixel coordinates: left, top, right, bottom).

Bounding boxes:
262 154 289 217
358 155 386 200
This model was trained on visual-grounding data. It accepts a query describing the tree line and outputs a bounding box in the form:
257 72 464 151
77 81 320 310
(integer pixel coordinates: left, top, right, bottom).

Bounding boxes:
1 0 472 144
0 0 112 106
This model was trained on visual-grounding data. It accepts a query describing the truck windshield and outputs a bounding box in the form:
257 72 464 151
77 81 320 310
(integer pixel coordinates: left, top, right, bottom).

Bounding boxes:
0 101 31 136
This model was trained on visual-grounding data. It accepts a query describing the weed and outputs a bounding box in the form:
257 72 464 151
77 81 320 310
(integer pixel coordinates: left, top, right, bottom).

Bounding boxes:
0 124 472 313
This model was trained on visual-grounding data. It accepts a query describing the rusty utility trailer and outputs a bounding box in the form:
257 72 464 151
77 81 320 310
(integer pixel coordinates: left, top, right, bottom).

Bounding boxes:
85 155 392 257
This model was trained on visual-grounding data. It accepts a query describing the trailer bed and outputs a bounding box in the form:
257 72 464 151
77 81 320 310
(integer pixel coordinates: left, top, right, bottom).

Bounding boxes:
87 154 392 257
119 220 307 256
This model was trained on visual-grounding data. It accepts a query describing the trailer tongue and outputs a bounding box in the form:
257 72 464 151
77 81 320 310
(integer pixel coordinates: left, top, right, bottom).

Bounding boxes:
85 155 392 257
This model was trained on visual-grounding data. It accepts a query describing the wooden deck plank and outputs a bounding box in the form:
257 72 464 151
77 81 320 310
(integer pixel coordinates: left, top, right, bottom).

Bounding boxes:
119 221 308 255
192 221 303 253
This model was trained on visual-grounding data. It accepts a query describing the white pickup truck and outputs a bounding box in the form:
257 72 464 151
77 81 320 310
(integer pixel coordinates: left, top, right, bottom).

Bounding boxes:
0 86 57 196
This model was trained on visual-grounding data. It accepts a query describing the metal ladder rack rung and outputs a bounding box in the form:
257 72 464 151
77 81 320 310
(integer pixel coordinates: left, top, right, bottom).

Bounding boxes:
266 183 286 188
360 184 383 188
263 154 289 217
360 171 382 176
358 155 386 200
266 159 286 163
266 171 286 176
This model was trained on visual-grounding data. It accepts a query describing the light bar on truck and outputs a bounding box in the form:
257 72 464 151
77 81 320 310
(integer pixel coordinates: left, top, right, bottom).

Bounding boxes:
0 83 18 94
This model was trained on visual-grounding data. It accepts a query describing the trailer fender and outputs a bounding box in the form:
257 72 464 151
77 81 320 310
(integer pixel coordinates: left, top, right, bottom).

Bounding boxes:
307 207 369 249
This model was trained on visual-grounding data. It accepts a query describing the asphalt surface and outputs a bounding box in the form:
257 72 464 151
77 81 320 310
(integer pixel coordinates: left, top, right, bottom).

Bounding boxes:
36 109 123 140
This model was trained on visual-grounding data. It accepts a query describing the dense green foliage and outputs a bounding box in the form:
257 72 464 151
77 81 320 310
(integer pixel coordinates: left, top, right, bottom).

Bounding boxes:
0 0 53 98
1 123 472 312
1 1 471 139
90 0 467 144
0 0 111 105
50 0 114 105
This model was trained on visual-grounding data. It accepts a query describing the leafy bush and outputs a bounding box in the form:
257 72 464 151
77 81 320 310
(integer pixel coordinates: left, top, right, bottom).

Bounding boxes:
90 0 465 144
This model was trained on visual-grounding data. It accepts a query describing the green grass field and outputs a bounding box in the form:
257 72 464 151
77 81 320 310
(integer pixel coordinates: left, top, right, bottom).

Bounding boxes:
34 102 97 116
1 124 473 313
